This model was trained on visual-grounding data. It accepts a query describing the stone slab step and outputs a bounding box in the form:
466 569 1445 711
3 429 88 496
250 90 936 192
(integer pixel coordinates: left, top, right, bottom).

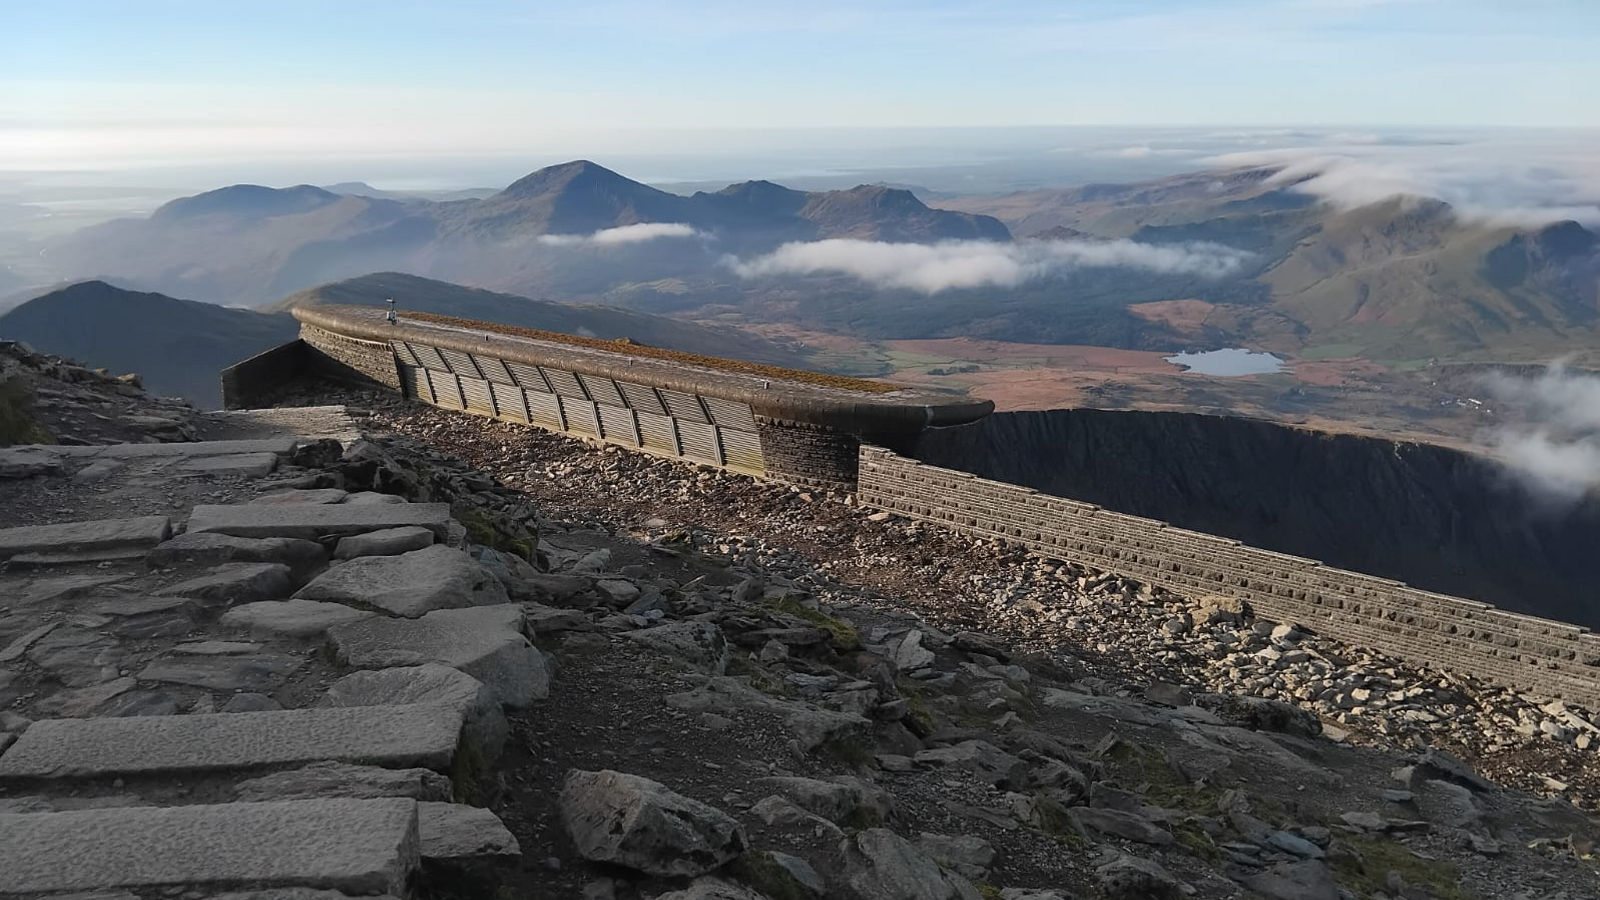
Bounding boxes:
186 502 452 542
177 452 280 477
0 516 172 561
6 438 300 460
6 546 155 567
0 797 418 896
0 704 463 780
95 438 300 459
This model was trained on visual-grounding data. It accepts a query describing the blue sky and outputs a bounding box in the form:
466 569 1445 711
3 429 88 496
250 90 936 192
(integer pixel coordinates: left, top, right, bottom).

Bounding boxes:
4 0 1598 171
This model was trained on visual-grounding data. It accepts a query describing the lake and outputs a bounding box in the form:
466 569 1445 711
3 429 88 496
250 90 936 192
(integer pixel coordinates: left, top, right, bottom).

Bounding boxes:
1164 348 1286 376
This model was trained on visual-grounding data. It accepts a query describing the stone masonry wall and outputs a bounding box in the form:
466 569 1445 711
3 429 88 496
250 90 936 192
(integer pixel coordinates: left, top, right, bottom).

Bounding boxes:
858 445 1600 710
300 324 402 391
756 418 859 491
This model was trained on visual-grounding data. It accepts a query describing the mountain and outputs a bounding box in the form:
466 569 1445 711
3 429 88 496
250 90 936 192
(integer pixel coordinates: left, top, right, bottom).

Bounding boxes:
39 160 1600 366
945 169 1600 364
48 189 417 303
151 184 343 221
0 281 298 408
273 272 810 368
43 161 1009 305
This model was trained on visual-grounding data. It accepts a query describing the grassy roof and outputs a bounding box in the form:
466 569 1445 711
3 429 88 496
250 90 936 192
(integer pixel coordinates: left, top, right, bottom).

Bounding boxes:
403 310 901 394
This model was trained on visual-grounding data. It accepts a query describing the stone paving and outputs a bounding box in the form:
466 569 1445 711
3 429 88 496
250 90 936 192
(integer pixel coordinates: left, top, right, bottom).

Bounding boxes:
0 423 524 897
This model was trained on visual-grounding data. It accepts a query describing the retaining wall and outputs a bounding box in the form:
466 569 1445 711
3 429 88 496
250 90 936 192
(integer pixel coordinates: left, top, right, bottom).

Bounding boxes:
858 445 1600 709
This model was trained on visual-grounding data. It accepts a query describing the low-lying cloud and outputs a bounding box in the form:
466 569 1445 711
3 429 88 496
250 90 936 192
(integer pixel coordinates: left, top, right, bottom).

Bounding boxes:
537 222 702 247
726 237 1251 293
1481 362 1600 501
1207 133 1600 227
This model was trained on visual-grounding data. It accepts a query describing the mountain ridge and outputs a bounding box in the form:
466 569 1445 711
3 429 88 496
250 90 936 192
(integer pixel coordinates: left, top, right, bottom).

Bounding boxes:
0 280 298 408
45 160 1009 305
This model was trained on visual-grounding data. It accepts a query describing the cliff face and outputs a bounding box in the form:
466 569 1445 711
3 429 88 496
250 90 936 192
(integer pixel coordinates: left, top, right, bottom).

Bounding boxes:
914 408 1600 628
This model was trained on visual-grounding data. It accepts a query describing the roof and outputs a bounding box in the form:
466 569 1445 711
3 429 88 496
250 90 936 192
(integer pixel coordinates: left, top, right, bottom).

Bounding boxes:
292 304 994 433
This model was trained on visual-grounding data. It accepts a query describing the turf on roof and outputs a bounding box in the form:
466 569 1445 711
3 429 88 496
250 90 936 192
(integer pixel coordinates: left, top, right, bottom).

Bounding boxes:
403 311 901 394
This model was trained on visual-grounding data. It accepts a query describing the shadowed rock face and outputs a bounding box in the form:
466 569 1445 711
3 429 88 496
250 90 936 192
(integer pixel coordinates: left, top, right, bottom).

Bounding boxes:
914 408 1600 628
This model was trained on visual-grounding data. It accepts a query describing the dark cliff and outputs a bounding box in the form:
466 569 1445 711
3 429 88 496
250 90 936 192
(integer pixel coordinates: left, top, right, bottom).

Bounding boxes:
914 408 1600 628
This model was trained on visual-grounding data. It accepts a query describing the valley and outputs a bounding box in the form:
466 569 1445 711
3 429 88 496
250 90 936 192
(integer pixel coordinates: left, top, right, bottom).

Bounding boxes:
3 157 1594 470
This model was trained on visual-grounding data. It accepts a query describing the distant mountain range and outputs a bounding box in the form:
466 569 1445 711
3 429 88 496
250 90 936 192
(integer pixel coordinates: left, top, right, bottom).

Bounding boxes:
945 169 1600 364
45 160 1007 306
1 273 808 409
32 160 1600 366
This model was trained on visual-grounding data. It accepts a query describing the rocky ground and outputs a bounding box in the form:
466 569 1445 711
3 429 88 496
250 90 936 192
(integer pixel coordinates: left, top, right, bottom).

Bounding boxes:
0 340 202 447
257 381 1600 899
2 361 1599 899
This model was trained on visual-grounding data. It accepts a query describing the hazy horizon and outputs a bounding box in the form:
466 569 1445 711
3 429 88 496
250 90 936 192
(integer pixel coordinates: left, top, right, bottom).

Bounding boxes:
8 0 1598 174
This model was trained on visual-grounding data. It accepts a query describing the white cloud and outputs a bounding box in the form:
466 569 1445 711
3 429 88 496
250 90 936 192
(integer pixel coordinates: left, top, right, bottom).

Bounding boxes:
537 222 702 247
725 237 1251 293
1481 362 1600 500
1206 137 1600 227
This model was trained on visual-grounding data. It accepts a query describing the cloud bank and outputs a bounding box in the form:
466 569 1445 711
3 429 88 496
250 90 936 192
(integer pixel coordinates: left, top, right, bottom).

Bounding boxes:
726 238 1251 293
538 222 702 247
1481 362 1600 501
1207 135 1600 227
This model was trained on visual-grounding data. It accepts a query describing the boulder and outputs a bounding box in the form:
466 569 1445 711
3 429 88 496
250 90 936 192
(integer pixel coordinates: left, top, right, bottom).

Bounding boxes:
751 795 844 839
1203 693 1321 737
1242 860 1341 900
1415 748 1494 792
334 526 435 560
891 630 936 671
622 621 729 674
321 664 507 761
558 769 746 877
1415 779 1484 829
917 833 995 880
222 599 375 640
1096 854 1183 900
1066 807 1173 845
653 878 770 900
755 775 893 826
297 544 506 617
417 801 520 864
147 532 327 578
328 605 549 707
155 563 294 607
0 446 64 479
914 741 1028 789
839 828 980 900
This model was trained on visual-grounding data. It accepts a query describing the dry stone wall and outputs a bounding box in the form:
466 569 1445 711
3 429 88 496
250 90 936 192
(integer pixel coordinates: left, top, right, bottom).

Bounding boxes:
859 445 1600 710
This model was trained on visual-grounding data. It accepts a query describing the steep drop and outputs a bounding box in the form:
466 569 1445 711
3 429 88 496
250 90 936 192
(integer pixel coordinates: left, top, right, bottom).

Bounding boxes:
914 408 1600 628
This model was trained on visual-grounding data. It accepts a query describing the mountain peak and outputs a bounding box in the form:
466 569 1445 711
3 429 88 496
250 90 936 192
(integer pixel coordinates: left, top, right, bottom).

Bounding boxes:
152 184 340 221
496 160 641 200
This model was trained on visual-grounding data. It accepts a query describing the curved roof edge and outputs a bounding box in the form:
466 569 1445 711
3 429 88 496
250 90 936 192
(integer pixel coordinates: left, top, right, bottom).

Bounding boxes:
293 304 993 433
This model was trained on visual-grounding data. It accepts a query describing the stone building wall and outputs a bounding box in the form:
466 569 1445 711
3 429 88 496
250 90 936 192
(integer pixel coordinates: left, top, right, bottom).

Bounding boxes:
858 445 1600 709
220 339 309 411
756 418 859 491
300 324 402 390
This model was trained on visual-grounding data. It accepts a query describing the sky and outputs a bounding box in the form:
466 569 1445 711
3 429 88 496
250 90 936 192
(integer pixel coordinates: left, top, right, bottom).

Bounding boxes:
5 0 1599 174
